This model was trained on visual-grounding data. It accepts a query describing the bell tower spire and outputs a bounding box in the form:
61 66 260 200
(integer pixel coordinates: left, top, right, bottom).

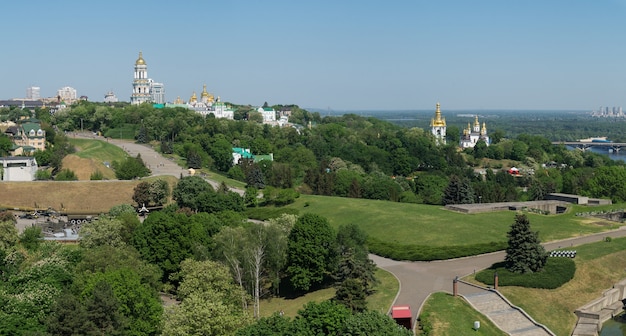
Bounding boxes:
430 102 447 145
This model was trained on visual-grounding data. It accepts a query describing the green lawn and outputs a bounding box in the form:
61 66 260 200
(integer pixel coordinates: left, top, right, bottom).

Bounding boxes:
285 195 621 247
419 292 508 336
68 138 128 163
260 268 399 318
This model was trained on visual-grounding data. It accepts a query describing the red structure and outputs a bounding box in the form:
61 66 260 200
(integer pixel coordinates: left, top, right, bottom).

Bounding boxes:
507 167 520 175
391 305 412 330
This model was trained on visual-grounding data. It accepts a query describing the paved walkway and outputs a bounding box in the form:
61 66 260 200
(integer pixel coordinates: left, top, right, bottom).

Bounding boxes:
74 133 244 195
371 226 626 333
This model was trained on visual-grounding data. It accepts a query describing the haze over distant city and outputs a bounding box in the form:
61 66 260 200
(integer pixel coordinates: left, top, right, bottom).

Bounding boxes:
2 1 625 111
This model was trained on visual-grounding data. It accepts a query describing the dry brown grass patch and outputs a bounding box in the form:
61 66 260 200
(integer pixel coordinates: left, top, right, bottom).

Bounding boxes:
62 154 116 180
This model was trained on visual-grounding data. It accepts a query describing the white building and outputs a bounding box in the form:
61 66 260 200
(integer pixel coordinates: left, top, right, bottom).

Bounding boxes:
166 85 234 120
257 105 276 123
459 115 489 148
26 86 40 100
57 86 77 103
150 81 165 104
104 91 118 103
430 103 446 145
0 157 38 181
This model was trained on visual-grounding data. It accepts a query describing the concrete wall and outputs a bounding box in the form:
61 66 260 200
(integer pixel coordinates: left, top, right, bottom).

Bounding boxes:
1 157 38 181
572 279 626 335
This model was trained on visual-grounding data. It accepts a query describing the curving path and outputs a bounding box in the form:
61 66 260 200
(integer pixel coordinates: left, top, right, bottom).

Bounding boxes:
73 133 244 195
371 226 626 330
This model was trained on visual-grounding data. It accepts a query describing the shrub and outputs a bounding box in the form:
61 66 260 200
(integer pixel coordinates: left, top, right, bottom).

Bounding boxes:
35 169 52 180
55 169 78 181
367 237 507 261
244 207 299 221
475 258 575 289
90 170 104 180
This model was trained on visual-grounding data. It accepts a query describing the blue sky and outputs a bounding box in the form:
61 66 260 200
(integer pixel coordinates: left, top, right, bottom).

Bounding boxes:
2 1 625 110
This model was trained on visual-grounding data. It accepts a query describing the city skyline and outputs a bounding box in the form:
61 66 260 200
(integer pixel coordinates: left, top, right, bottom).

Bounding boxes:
2 1 626 111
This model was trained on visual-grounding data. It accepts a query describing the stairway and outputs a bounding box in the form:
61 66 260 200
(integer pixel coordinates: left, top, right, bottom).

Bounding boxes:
463 291 553 336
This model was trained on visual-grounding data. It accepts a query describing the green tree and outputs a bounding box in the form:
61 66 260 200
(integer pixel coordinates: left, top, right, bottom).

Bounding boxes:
133 181 152 206
80 217 127 249
0 218 18 250
172 175 214 210
286 213 337 292
163 259 251 336
114 154 150 180
83 280 128 335
19 226 42 251
90 169 104 180
442 175 474 205
505 214 547 274
132 211 211 280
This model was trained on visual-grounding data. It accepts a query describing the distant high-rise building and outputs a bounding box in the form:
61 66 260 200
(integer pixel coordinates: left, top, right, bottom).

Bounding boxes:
130 52 164 105
150 81 165 104
57 86 77 103
26 86 40 100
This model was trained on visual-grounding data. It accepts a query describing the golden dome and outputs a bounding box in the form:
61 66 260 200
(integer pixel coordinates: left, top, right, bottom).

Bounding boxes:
174 96 183 104
201 84 209 98
474 115 480 127
430 102 446 127
135 51 146 65
190 91 197 103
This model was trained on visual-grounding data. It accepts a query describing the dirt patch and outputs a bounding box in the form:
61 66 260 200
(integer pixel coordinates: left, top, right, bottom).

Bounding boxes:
62 154 116 180
0 181 138 213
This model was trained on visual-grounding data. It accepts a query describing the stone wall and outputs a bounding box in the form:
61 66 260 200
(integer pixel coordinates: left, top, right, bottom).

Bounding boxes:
572 279 626 336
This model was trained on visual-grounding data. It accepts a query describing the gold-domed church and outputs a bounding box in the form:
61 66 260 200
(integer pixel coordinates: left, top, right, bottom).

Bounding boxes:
130 52 165 105
430 103 446 145
459 115 489 148
165 85 234 120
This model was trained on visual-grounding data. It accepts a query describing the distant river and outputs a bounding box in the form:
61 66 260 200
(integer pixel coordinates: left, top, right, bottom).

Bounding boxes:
588 147 626 162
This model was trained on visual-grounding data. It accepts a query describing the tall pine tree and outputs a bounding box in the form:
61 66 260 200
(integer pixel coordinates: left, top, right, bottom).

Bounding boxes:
505 213 547 273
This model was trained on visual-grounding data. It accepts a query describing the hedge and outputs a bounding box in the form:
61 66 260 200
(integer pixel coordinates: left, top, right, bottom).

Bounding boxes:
367 237 508 261
475 258 576 289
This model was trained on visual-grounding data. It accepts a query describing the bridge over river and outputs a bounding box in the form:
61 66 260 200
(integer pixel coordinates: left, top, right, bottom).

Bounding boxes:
551 141 626 153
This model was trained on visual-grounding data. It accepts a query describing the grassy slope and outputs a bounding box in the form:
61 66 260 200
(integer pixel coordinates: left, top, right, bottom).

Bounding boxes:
260 268 399 318
68 138 128 163
487 237 626 336
420 292 508 336
285 195 620 247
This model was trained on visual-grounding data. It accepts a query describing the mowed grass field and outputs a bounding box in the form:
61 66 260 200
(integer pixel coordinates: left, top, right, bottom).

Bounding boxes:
285 195 621 247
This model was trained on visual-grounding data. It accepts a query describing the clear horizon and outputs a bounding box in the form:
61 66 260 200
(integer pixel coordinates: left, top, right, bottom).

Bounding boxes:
2 1 625 111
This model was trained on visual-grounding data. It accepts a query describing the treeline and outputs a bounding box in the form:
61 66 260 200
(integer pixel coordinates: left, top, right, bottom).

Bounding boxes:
43 101 626 204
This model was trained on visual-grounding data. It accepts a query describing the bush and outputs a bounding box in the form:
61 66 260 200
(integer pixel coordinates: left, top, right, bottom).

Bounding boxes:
55 169 78 181
368 237 507 261
244 207 299 221
90 170 104 180
35 169 52 180
475 258 576 289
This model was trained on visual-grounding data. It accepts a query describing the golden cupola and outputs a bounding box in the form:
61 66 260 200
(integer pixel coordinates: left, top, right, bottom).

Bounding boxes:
174 96 183 104
201 84 209 98
481 122 487 135
430 103 446 127
135 51 146 65
474 115 480 127
190 91 197 103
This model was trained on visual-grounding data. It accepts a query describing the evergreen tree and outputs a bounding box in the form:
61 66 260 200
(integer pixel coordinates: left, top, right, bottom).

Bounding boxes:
442 175 474 205
505 214 547 273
